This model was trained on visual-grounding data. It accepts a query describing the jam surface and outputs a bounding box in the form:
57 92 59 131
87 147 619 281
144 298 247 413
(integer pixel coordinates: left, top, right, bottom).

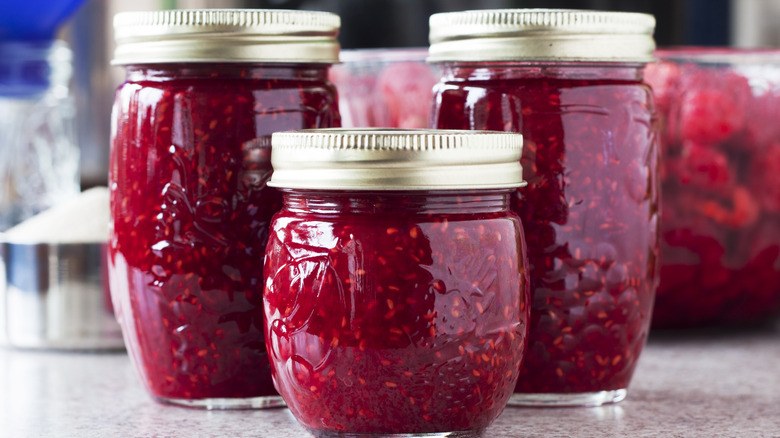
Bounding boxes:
432 64 659 394
109 64 339 401
264 191 529 434
646 56 780 327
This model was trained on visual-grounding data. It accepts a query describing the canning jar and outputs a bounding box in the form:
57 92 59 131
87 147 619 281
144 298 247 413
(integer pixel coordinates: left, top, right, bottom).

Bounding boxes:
264 129 530 436
645 48 780 327
430 9 660 406
108 9 341 409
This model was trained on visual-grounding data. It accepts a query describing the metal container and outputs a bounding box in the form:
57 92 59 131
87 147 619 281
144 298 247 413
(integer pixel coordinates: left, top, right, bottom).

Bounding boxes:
0 239 123 350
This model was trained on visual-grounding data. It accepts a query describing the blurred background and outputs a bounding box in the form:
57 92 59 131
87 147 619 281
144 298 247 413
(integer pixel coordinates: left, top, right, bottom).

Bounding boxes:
46 0 780 188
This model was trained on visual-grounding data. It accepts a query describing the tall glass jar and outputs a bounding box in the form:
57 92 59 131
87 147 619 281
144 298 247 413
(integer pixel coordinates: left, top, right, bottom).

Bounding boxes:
264 129 530 437
108 9 341 409
430 9 660 407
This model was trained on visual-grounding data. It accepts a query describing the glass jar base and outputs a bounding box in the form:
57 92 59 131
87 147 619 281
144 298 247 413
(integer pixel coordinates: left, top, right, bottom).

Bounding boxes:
309 431 483 438
508 389 627 407
157 395 285 410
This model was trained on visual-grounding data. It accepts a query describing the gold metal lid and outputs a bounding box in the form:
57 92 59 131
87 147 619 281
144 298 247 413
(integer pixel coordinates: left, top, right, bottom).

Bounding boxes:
112 9 340 65
269 129 526 191
428 9 655 63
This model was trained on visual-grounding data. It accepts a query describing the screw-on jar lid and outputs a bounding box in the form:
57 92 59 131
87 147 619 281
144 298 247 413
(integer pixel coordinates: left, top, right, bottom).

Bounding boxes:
428 9 655 63
269 129 526 191
112 9 340 65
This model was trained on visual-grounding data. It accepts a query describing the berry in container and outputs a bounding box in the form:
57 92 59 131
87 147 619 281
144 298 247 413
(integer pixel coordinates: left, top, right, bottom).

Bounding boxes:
645 48 780 327
329 48 439 128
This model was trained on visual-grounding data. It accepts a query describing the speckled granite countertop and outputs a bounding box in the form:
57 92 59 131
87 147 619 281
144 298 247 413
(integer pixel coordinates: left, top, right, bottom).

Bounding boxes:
1 321 779 438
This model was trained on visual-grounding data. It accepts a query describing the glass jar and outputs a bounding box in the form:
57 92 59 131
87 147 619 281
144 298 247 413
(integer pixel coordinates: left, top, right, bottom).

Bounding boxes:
264 129 530 437
429 9 660 407
108 9 341 409
0 40 80 230
645 48 780 327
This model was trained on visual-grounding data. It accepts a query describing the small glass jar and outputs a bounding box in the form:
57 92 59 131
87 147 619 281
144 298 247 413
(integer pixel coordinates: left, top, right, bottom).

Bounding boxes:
108 9 341 409
646 48 780 327
264 129 530 437
429 9 660 406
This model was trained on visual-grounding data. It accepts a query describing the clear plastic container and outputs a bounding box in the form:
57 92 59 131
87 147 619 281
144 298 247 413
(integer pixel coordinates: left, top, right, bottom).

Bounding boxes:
646 48 780 327
329 48 439 128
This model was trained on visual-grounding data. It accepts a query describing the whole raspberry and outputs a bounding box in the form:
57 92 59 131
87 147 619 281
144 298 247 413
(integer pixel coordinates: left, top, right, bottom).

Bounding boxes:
689 185 760 229
677 68 750 145
376 62 439 128
668 141 734 195
679 90 745 144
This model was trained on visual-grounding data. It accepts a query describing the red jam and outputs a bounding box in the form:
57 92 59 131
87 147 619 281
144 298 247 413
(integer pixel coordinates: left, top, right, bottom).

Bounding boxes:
108 64 340 403
645 50 780 327
432 64 659 395
264 191 529 435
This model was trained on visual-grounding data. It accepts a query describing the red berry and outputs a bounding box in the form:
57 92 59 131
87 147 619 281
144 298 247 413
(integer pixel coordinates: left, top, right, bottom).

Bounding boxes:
691 185 760 229
669 141 734 195
376 62 439 128
679 90 745 144
677 68 750 145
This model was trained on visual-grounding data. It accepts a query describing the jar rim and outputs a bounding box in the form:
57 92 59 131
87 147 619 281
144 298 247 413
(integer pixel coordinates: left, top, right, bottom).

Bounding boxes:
269 128 526 191
654 46 780 64
112 9 340 65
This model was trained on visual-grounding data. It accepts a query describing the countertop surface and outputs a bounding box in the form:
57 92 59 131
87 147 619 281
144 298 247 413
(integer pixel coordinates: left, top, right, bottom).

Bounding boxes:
1 322 779 438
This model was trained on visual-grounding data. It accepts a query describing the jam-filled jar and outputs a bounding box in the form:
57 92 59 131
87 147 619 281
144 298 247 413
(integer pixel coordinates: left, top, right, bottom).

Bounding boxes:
264 129 530 436
430 9 660 406
108 9 341 409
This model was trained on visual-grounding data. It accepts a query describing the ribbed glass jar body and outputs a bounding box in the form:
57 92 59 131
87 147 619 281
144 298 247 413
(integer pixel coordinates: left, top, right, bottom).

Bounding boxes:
108 63 340 408
432 62 659 406
264 189 529 436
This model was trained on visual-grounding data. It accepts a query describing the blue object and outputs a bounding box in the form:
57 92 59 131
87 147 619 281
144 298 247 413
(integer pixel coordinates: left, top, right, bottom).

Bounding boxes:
0 40 69 97
0 0 88 41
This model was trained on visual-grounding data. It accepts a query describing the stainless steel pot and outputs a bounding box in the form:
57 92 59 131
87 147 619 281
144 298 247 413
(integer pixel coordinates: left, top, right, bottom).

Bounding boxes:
0 240 124 350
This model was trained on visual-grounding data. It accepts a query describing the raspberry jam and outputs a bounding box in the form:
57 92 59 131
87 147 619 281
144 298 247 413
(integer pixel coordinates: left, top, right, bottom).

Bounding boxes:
429 9 659 407
109 63 339 407
432 64 658 403
264 129 528 436
108 8 341 409
646 49 780 327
